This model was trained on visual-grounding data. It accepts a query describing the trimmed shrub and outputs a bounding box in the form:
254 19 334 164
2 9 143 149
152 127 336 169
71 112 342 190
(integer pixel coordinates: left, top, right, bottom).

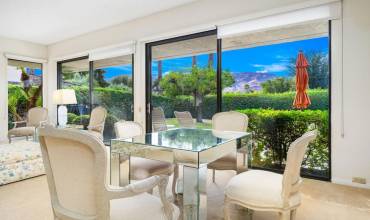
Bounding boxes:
67 113 77 124
72 115 90 129
238 109 329 177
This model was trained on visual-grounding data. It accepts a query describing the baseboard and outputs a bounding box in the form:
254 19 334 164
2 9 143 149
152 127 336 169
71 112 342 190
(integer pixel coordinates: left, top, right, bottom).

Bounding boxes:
332 177 370 189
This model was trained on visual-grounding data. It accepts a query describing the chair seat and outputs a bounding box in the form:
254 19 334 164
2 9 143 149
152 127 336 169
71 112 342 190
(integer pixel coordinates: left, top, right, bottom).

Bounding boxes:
130 157 173 180
225 170 301 209
110 192 180 220
8 126 35 136
208 153 236 170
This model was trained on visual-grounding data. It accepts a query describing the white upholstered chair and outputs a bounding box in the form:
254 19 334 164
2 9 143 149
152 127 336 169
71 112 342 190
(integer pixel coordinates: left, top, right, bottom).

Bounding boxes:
152 107 167 132
224 130 318 220
114 121 177 196
8 107 48 143
87 106 107 140
208 111 249 182
174 111 195 128
38 126 179 220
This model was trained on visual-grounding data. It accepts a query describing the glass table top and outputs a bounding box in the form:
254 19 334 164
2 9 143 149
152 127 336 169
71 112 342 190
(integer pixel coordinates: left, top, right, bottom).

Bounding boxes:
111 128 250 152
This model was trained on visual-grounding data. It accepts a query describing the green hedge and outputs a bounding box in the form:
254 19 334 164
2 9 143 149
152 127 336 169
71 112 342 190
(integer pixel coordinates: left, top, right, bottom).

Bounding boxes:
71 87 328 120
238 109 329 177
153 89 328 119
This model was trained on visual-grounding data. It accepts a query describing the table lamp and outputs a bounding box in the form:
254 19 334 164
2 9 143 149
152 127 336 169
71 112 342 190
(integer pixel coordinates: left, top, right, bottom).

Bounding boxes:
53 89 77 127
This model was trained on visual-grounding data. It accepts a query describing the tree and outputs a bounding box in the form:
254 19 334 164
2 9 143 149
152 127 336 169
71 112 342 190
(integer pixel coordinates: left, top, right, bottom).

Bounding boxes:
288 50 329 89
160 66 234 122
244 83 253 93
94 69 109 88
111 75 132 87
261 77 295 93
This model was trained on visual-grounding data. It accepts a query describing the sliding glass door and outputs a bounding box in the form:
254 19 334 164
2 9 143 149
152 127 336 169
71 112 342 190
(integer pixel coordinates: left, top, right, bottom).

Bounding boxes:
220 22 331 179
146 30 218 131
146 23 331 180
58 57 90 127
7 60 43 131
92 55 134 140
57 55 134 142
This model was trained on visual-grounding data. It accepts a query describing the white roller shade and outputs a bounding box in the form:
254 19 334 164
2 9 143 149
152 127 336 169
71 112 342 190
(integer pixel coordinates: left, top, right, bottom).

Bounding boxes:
89 42 135 61
218 1 341 39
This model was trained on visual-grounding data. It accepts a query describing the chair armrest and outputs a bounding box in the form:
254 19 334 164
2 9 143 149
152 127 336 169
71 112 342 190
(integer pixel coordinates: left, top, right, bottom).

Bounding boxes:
87 123 104 131
12 121 27 128
38 120 49 127
106 175 174 220
106 175 161 199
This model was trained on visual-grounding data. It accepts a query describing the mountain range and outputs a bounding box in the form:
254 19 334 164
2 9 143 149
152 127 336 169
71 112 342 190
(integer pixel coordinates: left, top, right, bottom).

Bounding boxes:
224 72 277 92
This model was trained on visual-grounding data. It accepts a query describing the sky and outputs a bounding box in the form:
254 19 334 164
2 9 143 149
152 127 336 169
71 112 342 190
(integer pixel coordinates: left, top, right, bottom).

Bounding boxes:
22 36 325 82
149 36 329 78
7 66 42 82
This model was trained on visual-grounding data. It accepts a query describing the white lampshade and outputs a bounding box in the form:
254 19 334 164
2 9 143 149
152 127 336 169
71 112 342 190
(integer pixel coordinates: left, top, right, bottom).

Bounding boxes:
53 89 77 105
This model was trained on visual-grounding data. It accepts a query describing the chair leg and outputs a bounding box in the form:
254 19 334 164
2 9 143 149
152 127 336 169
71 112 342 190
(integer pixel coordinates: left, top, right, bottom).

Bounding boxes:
278 211 290 220
224 198 231 220
212 169 216 183
172 165 179 199
26 136 29 141
8 134 11 143
248 209 254 220
290 209 297 220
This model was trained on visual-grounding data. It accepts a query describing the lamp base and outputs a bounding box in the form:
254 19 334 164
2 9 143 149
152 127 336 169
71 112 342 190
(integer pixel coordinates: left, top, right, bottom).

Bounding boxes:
58 105 68 127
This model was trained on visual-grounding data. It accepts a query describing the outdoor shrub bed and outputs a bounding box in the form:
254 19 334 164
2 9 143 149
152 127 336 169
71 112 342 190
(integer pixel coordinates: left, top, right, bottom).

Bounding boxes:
238 109 329 178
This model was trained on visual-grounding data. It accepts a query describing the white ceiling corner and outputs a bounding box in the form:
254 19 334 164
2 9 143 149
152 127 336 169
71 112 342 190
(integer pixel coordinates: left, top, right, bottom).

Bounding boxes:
0 0 197 45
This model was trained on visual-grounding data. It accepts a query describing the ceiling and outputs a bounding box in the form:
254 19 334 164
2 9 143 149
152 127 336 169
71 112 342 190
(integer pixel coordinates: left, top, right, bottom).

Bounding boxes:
0 0 196 45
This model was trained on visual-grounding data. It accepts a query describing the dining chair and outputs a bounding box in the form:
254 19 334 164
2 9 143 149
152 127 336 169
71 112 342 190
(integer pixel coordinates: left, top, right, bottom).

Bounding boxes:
224 130 318 220
114 121 177 197
38 126 179 220
87 106 107 140
8 107 48 143
174 111 195 128
152 107 168 132
208 111 249 182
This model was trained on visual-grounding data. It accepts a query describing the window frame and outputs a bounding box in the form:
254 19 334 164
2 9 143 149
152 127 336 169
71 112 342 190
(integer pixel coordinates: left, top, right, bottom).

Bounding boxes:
145 23 332 181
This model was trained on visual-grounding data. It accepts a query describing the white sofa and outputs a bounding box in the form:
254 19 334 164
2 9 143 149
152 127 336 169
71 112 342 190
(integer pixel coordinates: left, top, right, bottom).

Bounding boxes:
0 140 44 185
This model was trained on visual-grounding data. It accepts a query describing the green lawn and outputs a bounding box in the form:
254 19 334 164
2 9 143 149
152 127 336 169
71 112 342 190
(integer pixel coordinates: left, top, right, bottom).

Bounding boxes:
166 118 212 129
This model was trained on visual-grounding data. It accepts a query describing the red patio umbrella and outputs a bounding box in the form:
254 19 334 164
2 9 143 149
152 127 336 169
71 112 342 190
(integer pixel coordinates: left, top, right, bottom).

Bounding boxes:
293 51 311 109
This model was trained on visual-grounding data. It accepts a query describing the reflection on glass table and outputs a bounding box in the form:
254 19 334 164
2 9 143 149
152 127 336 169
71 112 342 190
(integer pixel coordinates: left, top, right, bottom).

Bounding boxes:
110 128 251 220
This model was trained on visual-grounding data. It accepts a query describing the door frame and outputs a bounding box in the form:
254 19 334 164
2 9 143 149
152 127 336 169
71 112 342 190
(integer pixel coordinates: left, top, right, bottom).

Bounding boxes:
145 29 218 132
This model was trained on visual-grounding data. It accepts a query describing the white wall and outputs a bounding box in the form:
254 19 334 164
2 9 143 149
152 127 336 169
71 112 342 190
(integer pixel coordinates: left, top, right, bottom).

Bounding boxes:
331 0 370 188
47 0 310 126
0 36 47 142
45 0 370 188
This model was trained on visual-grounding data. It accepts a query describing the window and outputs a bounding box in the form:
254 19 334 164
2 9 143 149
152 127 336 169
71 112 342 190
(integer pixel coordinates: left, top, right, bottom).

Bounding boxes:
7 59 43 130
221 22 330 179
58 57 90 128
146 22 331 180
57 55 134 142
92 55 134 140
147 31 217 130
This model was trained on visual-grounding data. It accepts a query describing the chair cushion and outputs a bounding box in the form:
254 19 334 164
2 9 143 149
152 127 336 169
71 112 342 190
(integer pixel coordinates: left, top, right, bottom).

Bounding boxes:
225 170 301 209
110 193 179 220
208 153 236 170
130 157 173 180
8 127 35 136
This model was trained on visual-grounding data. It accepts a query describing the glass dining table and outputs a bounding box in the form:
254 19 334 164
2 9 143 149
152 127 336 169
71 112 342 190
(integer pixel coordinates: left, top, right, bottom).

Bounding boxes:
110 128 251 220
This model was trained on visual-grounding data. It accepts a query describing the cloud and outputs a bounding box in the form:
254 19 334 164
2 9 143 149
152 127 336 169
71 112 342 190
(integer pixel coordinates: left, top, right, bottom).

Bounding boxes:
109 65 132 71
256 70 268 73
253 63 288 73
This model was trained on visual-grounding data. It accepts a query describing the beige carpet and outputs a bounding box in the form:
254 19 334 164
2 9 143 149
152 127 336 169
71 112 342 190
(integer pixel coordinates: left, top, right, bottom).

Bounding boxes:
0 170 369 220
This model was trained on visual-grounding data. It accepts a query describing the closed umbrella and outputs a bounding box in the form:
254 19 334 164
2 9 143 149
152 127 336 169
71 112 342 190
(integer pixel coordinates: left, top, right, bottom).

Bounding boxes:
293 51 311 109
